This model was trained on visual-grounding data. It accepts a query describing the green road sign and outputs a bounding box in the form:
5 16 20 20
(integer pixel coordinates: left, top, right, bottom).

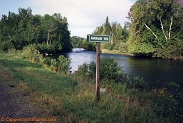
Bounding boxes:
87 35 110 42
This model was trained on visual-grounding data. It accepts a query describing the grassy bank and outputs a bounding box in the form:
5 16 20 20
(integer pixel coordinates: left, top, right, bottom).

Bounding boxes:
0 52 182 123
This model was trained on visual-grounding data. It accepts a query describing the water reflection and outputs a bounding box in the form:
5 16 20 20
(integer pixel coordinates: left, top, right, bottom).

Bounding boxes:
62 48 183 88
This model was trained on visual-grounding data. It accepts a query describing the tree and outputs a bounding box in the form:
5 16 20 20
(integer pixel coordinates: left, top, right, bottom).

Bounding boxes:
0 8 73 53
92 16 129 53
128 0 183 58
102 16 111 35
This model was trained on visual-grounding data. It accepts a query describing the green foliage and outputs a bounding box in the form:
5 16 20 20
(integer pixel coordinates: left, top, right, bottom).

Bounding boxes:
71 36 95 50
114 42 128 53
0 8 72 53
43 57 52 67
57 55 71 73
125 74 148 89
20 45 42 60
93 16 129 53
128 0 183 58
41 55 71 73
155 39 183 59
0 53 182 123
13 44 70 73
76 57 148 90
77 63 89 78
0 40 14 52
77 58 123 82
128 41 155 56
36 43 58 54
102 16 111 35
100 58 122 81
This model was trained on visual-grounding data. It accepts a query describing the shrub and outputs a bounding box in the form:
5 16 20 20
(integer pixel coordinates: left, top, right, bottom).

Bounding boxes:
100 58 123 81
7 48 17 54
43 57 52 67
36 43 56 54
77 57 124 82
21 45 41 60
0 40 14 52
57 55 71 74
76 57 148 90
125 74 148 90
77 63 89 78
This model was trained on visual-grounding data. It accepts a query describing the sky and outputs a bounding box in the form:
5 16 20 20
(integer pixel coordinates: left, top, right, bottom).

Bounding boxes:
176 0 183 8
0 0 136 37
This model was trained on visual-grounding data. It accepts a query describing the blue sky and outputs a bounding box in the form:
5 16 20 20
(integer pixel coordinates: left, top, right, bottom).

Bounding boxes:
0 0 136 37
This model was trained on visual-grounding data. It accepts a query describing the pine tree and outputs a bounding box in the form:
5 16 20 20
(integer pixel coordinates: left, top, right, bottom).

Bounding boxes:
102 16 111 35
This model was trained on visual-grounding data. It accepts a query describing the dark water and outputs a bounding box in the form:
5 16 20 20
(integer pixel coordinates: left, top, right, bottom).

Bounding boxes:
62 48 183 88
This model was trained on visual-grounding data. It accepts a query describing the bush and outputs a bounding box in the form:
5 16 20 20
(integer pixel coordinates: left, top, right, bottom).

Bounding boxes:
57 55 71 74
7 48 17 54
21 45 41 60
0 40 15 52
43 57 52 67
41 55 70 74
36 43 57 54
77 63 89 78
76 57 148 90
125 74 148 89
100 58 123 81
77 57 124 82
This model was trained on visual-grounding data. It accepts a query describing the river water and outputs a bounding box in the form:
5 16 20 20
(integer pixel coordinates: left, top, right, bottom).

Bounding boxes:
62 48 183 88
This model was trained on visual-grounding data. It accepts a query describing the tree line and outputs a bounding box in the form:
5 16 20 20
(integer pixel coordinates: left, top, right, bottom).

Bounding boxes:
92 16 129 53
1 0 183 59
0 8 72 54
71 36 95 51
91 0 183 59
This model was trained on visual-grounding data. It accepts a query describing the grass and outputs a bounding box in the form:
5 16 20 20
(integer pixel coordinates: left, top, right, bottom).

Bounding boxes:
0 53 182 123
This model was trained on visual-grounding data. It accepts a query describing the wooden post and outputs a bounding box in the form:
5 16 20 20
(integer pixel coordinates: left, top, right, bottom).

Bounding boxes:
96 42 100 101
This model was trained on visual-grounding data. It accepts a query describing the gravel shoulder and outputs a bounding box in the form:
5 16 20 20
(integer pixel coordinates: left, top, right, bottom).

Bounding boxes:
0 67 48 123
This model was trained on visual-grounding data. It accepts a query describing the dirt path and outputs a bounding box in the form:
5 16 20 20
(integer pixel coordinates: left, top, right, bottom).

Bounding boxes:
0 67 48 123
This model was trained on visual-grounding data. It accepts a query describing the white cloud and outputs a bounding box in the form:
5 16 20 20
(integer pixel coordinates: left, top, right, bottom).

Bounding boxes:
29 0 134 37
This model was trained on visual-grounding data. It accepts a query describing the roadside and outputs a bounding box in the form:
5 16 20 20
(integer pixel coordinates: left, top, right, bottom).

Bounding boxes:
0 67 55 123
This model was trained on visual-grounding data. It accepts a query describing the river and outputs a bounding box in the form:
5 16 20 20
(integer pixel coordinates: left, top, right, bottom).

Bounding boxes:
62 48 183 88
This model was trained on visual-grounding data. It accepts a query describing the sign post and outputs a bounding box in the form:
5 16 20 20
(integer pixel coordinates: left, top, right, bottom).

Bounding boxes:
87 34 110 101
96 42 100 101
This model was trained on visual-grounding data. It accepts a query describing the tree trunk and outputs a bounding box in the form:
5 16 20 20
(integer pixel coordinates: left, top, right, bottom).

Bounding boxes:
47 31 50 46
160 18 168 41
169 16 173 40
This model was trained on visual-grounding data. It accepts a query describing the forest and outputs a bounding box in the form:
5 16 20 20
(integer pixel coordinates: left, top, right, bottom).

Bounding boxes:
81 0 183 59
1 0 183 59
0 8 72 54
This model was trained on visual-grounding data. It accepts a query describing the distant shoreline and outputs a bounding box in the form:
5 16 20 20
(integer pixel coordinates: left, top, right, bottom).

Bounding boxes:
101 49 183 60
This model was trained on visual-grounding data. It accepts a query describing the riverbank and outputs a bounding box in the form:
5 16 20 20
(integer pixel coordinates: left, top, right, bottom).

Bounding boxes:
101 48 183 60
101 49 183 61
0 52 182 122
101 49 134 56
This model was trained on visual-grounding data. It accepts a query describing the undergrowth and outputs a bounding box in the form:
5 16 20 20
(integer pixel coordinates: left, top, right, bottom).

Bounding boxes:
0 47 182 123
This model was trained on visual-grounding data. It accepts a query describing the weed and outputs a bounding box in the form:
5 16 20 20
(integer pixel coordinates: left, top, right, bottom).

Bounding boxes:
0 53 182 123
